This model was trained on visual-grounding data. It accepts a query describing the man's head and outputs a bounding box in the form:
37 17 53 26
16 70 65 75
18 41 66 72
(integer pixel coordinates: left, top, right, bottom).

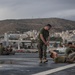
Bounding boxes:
67 42 72 47
44 24 52 30
50 51 58 59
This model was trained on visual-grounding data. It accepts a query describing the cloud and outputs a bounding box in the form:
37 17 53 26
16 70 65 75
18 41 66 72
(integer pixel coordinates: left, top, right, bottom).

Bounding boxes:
0 0 75 21
48 9 75 18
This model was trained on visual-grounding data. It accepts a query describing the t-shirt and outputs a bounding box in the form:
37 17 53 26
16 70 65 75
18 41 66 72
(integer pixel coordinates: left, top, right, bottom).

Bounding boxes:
54 56 66 63
38 28 49 43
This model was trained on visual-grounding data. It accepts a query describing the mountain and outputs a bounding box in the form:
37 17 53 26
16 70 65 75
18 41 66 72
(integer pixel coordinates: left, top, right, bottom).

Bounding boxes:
0 18 75 34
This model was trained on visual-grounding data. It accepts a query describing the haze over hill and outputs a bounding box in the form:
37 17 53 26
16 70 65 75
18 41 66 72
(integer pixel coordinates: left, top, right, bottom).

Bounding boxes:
0 18 75 34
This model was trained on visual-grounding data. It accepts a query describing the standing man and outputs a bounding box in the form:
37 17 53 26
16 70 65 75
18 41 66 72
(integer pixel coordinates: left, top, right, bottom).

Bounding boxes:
38 24 52 63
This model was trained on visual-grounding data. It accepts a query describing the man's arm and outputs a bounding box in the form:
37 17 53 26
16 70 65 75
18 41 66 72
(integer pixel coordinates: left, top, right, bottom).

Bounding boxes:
47 35 50 42
40 34 48 45
70 45 75 48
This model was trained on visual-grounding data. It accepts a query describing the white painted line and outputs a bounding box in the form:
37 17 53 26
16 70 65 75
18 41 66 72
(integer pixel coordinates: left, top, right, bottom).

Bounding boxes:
0 58 51 61
33 64 75 75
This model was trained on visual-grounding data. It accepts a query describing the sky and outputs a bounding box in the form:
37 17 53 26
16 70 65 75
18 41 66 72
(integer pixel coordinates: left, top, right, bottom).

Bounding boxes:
0 0 75 21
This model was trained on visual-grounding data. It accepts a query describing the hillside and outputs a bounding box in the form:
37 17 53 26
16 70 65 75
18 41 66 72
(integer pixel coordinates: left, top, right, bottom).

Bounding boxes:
0 18 75 34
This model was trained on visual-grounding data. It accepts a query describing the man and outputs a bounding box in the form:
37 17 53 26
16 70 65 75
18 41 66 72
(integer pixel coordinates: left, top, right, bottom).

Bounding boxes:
0 43 4 55
37 24 52 63
50 51 75 63
65 42 75 56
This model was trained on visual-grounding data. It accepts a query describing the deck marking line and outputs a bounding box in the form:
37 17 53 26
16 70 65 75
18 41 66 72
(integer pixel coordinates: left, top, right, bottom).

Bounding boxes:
33 64 75 75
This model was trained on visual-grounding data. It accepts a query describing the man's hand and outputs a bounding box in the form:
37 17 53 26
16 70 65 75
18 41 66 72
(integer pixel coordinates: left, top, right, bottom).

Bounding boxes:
45 42 49 46
40 34 50 46
47 41 49 46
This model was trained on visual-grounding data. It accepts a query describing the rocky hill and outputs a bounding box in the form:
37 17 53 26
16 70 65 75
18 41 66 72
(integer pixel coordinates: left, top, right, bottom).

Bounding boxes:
0 18 75 34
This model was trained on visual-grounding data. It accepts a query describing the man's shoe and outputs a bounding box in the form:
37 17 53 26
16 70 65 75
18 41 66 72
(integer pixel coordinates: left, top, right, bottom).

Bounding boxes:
39 59 42 63
43 59 48 63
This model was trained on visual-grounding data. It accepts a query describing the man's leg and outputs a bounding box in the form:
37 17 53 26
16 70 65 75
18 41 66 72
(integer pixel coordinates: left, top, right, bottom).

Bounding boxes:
66 52 75 63
69 56 75 63
37 43 43 63
43 45 48 63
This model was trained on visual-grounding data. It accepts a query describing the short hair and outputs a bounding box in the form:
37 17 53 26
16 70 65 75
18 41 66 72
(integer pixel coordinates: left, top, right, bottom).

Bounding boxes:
45 24 52 28
68 42 72 45
50 53 53 58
